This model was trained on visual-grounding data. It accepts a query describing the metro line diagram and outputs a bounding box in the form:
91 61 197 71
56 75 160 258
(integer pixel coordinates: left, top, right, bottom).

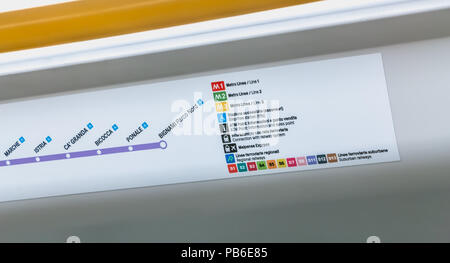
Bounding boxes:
0 140 167 167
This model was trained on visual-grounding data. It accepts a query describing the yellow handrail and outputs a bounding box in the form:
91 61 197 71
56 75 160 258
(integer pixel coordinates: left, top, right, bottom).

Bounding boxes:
0 0 320 53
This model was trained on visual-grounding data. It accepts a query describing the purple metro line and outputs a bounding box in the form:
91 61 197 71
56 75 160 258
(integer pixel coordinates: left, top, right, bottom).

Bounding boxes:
0 140 167 167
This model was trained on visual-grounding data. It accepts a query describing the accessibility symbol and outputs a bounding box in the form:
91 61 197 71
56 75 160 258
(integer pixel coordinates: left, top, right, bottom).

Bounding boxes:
217 113 227 123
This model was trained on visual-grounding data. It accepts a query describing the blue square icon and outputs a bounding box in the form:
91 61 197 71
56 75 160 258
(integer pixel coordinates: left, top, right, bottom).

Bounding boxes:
197 99 204 106
142 122 149 129
225 154 235 164
87 123 94 130
46 136 52 143
307 155 317 165
217 113 227 123
112 124 119 131
19 137 25 143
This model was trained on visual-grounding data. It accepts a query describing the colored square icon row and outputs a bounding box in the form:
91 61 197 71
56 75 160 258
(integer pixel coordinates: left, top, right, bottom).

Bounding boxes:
227 153 339 173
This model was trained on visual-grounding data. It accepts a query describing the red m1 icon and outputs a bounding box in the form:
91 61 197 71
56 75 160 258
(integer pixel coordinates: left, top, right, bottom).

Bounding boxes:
211 81 225 92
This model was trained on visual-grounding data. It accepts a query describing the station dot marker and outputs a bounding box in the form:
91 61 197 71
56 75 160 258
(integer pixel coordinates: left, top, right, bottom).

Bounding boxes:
97 150 102 155
66 154 71 159
35 157 40 162
6 161 10 166
128 146 133 151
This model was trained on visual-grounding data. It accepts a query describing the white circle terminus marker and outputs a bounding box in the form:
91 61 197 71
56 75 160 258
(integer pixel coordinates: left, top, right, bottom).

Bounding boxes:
160 140 167 149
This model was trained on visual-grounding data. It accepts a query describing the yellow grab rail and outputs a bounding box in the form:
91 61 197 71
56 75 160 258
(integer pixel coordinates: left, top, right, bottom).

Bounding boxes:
0 0 320 53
